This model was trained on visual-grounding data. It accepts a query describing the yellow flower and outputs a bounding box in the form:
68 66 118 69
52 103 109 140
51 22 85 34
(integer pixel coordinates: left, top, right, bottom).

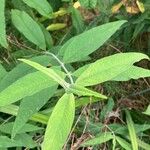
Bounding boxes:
111 0 145 14
73 1 81 9
136 0 145 13
112 1 124 13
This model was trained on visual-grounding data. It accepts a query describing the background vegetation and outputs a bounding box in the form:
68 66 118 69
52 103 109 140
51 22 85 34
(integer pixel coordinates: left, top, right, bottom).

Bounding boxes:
0 0 150 149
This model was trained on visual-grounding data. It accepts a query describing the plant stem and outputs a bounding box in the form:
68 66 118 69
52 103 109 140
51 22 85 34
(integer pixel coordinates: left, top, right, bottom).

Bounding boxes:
44 51 74 84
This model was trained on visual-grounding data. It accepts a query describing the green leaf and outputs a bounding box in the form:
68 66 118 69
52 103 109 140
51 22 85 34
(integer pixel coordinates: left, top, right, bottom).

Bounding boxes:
19 58 67 88
0 104 49 124
0 122 43 135
75 97 102 107
116 136 132 150
137 138 150 150
0 136 21 148
0 55 53 91
14 134 37 148
0 64 7 81
75 53 149 86
59 20 126 63
71 7 84 34
62 0 71 2
40 24 53 49
68 84 107 99
49 0 62 11
100 98 114 120
79 0 97 9
112 123 150 135
143 105 150 116
23 0 53 17
0 134 37 148
82 132 114 146
112 66 150 81
0 71 57 107
42 93 75 150
0 0 8 48
11 9 46 49
125 110 138 150
12 85 57 138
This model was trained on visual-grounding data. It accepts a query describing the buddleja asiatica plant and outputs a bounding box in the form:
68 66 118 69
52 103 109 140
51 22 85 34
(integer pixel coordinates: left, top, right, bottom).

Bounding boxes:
0 0 150 150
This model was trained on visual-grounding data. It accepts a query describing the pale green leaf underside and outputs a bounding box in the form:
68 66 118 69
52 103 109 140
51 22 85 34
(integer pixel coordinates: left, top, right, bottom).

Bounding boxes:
0 71 57 107
0 0 8 48
75 53 149 86
42 93 75 150
59 20 126 63
23 0 53 17
11 9 46 49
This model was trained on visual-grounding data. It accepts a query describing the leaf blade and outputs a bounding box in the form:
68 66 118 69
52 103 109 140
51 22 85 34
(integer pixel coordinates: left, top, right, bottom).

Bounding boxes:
116 136 132 150
0 71 57 107
59 20 126 63
42 93 75 150
68 84 107 99
0 55 52 92
0 64 7 81
112 66 150 81
12 85 57 138
19 59 67 88
75 53 149 86
23 0 53 17
11 9 46 49
0 0 8 48
82 132 114 146
125 110 138 150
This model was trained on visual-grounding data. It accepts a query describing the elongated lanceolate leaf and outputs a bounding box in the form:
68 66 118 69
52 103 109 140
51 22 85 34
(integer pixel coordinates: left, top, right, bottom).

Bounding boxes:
23 0 53 17
75 53 149 86
11 9 46 49
0 55 52 91
59 20 126 63
42 93 75 150
19 59 68 88
0 71 57 107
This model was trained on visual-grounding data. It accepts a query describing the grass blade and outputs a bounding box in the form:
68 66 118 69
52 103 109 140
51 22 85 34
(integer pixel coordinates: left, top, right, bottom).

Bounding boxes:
125 110 138 150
